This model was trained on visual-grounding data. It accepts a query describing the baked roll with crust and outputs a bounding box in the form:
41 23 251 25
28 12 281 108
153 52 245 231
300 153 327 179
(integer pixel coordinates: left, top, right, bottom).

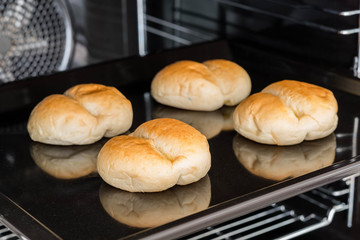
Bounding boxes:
27 83 133 145
233 80 338 145
151 59 251 111
97 118 211 192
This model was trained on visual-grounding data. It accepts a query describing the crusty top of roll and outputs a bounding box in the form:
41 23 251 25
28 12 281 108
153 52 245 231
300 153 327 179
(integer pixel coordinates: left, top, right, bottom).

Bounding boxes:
99 175 210 228
233 80 338 145
97 118 211 192
151 59 251 111
233 134 336 181
27 83 133 145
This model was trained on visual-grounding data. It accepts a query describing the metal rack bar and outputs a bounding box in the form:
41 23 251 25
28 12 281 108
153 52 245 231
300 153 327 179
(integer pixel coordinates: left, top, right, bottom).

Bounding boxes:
181 177 354 240
261 0 360 17
217 0 360 35
146 15 213 40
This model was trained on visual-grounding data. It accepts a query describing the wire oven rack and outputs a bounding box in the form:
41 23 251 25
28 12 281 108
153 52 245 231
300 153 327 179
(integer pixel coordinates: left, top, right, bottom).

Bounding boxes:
137 0 360 75
178 175 358 240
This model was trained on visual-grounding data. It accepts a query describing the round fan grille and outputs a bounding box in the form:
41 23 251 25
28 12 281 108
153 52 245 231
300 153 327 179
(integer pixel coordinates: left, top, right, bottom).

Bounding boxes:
0 0 73 83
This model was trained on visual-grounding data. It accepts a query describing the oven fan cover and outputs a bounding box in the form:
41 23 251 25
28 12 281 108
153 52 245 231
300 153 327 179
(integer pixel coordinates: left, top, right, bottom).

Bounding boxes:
0 0 73 84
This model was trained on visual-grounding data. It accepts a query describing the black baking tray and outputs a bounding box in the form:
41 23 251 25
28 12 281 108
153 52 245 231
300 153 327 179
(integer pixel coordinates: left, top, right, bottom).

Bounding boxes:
1 40 360 240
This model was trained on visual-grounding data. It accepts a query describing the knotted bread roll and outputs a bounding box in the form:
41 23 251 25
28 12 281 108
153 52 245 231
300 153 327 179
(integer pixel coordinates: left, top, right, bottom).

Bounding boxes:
233 80 338 145
27 83 133 145
97 118 211 192
151 59 251 111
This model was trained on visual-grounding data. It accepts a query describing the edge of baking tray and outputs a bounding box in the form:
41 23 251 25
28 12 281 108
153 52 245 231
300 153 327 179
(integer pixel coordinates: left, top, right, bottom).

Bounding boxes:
2 39 360 240
0 192 61 240
122 155 360 240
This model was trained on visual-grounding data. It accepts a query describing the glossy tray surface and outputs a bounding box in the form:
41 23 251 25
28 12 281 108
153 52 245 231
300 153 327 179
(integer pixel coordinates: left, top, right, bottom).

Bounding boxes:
0 41 360 240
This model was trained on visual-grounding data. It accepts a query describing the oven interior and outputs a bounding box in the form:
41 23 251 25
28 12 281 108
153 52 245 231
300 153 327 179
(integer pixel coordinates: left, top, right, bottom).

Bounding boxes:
1 1 360 240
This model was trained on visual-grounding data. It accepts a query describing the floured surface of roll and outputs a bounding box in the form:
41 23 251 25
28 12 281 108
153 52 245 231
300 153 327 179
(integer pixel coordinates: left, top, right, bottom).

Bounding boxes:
97 118 211 192
233 134 336 181
27 83 133 145
99 175 211 228
151 59 251 111
233 80 338 145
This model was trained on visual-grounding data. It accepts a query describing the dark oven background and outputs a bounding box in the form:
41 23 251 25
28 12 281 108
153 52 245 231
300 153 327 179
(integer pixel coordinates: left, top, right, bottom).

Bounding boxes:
0 0 359 84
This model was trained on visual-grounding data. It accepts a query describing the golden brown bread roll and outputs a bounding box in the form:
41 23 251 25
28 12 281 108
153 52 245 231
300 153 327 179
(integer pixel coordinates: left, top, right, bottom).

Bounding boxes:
151 59 251 111
153 105 235 139
30 141 105 179
97 118 211 192
99 175 211 228
233 80 338 145
27 84 133 145
233 134 336 181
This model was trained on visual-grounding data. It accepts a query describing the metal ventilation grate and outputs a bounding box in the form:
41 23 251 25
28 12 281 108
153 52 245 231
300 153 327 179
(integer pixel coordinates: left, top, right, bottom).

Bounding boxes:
0 0 73 84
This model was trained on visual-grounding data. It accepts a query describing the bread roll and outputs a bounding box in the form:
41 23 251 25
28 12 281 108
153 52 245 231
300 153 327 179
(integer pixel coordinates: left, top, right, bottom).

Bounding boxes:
97 118 211 192
151 59 251 111
233 134 336 181
153 105 235 139
27 84 133 145
99 175 211 228
233 80 338 145
30 141 105 179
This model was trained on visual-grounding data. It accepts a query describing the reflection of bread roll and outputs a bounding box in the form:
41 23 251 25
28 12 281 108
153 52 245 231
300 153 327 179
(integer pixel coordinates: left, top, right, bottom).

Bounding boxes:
233 80 338 145
153 105 235 139
30 141 105 179
97 118 211 192
153 105 223 139
151 59 251 111
219 106 235 131
99 175 211 228
27 84 133 145
233 134 336 181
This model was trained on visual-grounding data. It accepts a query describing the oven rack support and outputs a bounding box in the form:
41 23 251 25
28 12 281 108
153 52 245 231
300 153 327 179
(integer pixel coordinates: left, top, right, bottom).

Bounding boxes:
137 0 360 77
217 0 360 35
180 176 356 240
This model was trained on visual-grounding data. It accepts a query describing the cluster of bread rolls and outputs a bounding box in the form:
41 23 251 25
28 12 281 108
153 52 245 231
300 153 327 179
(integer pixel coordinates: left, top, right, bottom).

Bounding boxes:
27 59 339 195
27 82 212 193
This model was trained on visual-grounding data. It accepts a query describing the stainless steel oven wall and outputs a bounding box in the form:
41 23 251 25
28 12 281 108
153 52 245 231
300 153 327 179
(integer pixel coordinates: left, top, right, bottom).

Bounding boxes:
144 0 360 75
67 0 139 68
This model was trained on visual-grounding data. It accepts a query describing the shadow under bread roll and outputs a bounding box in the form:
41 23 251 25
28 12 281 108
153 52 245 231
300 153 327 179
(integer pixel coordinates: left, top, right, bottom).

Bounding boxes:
233 134 336 181
30 140 106 179
99 175 211 228
153 105 235 139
